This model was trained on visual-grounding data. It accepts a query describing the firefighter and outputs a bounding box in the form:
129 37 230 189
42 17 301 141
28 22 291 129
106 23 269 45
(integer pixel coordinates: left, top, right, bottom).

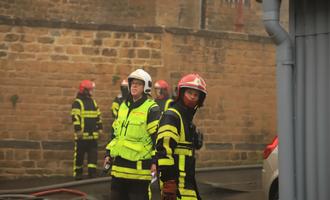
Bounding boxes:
111 79 129 119
110 79 129 139
71 80 103 180
104 69 161 200
155 73 207 200
154 80 173 112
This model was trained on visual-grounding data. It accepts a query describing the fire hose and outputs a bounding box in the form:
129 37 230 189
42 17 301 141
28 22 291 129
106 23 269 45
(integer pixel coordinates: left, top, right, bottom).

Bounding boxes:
0 177 110 200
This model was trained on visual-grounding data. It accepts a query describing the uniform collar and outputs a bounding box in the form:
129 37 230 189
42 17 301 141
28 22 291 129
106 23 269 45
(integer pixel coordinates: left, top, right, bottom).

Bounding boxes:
173 100 195 121
126 94 148 109
76 93 92 100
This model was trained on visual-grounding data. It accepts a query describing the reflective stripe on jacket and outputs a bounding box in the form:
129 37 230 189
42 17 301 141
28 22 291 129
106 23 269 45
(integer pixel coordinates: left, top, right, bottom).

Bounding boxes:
71 97 102 140
156 106 199 199
106 98 160 181
108 99 158 161
164 98 173 111
111 95 125 119
155 98 173 112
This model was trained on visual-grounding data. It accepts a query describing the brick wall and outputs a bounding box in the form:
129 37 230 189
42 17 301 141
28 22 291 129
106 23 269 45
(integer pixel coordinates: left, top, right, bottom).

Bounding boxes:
0 18 276 178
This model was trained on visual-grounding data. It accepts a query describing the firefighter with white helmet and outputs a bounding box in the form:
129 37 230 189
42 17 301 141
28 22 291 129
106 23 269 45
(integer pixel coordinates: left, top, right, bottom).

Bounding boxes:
155 73 207 200
104 69 161 199
71 80 103 180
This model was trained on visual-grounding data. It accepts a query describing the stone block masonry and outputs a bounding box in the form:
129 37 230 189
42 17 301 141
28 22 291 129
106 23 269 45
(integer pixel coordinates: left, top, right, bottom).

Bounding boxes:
0 16 276 178
0 0 288 36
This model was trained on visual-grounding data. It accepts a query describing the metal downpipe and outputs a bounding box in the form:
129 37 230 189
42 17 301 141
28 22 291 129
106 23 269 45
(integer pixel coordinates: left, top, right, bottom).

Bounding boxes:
262 0 295 200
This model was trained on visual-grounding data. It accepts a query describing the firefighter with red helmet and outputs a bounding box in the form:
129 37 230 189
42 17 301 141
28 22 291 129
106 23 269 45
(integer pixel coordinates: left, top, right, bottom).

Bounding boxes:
111 79 129 119
71 80 103 180
154 80 173 112
155 73 207 200
109 79 129 139
104 69 161 199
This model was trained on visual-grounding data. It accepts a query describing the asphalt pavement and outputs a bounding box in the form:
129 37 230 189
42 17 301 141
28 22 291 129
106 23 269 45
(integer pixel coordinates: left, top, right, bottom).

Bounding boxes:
0 165 263 200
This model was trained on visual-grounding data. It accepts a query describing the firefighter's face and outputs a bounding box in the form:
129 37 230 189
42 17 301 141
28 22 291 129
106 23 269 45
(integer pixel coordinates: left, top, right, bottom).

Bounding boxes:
183 88 200 108
88 88 94 95
130 79 144 98
154 87 162 98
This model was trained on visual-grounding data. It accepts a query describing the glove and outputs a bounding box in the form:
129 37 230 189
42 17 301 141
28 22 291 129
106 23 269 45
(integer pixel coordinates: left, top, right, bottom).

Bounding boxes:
103 156 111 167
194 130 204 150
101 156 112 176
161 180 177 200
150 164 157 184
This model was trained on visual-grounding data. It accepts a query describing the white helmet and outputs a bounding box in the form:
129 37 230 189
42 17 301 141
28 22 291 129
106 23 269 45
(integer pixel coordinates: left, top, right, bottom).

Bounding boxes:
128 69 152 94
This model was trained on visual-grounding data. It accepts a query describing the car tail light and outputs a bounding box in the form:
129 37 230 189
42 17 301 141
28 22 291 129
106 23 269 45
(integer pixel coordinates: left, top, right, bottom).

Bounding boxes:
263 136 278 159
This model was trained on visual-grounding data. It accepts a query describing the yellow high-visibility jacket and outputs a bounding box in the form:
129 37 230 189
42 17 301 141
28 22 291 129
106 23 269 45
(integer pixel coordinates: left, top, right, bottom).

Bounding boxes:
106 96 160 181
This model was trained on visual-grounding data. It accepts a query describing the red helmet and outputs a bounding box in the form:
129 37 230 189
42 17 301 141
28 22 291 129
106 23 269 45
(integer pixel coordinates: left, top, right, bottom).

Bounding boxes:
177 73 207 107
121 79 128 87
154 80 169 90
120 79 129 98
79 80 95 94
154 80 170 99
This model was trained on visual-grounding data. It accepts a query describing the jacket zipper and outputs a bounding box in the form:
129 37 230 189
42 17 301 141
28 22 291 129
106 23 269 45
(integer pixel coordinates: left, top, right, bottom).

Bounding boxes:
123 106 133 136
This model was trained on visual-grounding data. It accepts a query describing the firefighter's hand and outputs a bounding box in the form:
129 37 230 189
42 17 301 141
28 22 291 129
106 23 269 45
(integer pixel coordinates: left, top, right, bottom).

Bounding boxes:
194 130 204 150
101 156 112 176
150 163 157 175
150 163 157 183
104 156 111 167
161 180 177 200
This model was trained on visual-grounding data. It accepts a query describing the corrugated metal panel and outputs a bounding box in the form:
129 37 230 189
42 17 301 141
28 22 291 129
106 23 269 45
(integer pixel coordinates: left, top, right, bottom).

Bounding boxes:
292 0 330 199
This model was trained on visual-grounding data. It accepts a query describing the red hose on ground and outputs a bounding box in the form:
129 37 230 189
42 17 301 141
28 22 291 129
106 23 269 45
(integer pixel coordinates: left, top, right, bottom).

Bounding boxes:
31 188 87 197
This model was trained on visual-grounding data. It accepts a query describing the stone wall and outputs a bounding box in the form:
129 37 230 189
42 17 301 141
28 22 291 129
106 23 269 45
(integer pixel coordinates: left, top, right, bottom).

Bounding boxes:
0 0 279 179
161 29 277 167
155 0 202 29
0 0 156 26
0 18 276 178
204 0 289 35
0 0 288 35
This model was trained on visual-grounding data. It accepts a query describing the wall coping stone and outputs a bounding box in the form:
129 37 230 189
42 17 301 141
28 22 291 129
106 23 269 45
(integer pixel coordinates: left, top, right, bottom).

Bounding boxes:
0 15 272 43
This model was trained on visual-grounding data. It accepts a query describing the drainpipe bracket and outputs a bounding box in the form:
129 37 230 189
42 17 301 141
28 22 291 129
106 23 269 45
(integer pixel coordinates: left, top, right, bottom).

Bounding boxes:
263 11 279 21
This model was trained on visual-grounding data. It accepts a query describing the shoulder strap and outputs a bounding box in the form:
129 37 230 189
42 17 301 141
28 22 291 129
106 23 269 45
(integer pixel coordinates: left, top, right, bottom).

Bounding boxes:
75 99 84 111
92 99 98 108
167 108 185 141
